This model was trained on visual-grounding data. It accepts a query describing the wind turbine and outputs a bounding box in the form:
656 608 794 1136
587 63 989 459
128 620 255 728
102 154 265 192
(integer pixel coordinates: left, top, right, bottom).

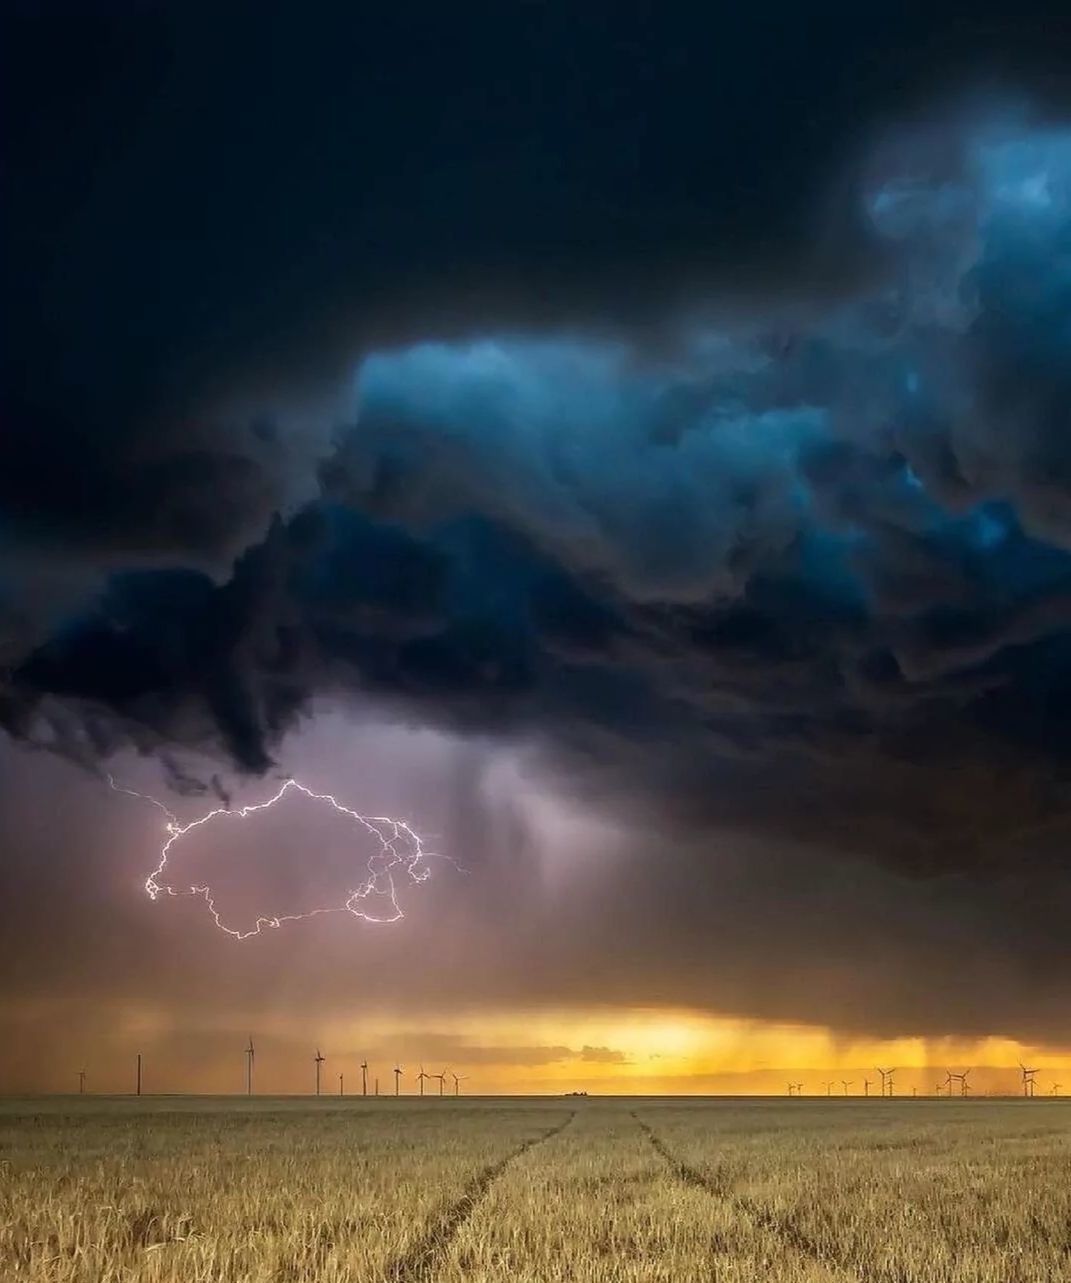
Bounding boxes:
339 1073 344 1097
245 1037 255 1096
1051 1083 1062 1097
960 1069 972 1097
78 1069 86 1095
417 1066 429 1097
795 1082 804 1096
1019 1062 1039 1098
360 1060 368 1097
435 1068 448 1097
394 1065 403 1096
451 1071 468 1097
943 1070 954 1097
314 1048 325 1096
863 1078 871 1097
841 1080 853 1096
787 1082 795 1097
823 1081 835 1097
875 1067 890 1098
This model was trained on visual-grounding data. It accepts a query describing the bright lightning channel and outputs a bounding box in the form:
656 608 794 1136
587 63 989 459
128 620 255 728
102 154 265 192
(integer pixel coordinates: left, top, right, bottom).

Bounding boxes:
108 775 443 939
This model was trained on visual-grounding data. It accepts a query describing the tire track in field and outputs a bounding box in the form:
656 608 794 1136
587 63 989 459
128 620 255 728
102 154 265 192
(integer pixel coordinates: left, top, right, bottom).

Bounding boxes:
632 1111 872 1283
384 1111 576 1282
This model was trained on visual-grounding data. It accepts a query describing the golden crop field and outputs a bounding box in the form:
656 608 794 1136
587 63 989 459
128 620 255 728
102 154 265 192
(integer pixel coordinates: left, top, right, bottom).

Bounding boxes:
1 1096 1069 1282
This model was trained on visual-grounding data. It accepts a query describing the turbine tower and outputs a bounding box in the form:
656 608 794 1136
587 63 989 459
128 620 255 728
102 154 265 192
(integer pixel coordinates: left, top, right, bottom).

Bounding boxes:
823 1081 835 1097
394 1065 402 1096
78 1069 86 1095
360 1060 368 1097
451 1071 468 1097
417 1065 429 1097
1051 1083 1062 1097
1019 1062 1039 1098
314 1048 325 1097
795 1082 804 1096
787 1082 795 1097
435 1068 448 1097
245 1036 255 1097
841 1080 853 1096
339 1073 344 1097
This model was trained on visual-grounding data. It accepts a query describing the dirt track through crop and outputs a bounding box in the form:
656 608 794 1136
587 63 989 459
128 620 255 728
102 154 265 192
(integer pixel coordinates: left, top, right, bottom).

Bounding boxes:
6 1098 1070 1282
385 1111 576 1282
632 1110 869 1283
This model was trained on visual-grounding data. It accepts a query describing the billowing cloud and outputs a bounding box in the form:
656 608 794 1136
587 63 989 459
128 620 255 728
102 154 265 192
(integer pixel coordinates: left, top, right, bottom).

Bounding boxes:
7 34 1071 1052
8 109 1071 872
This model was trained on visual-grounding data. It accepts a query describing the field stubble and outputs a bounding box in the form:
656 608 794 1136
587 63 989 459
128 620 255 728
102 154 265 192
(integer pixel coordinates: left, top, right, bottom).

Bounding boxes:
0 1096 1068 1281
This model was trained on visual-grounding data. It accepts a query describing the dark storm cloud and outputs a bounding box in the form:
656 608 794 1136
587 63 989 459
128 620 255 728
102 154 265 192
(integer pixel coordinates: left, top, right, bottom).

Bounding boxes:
7 5 1071 1044
12 109 1071 879
7 4 1071 580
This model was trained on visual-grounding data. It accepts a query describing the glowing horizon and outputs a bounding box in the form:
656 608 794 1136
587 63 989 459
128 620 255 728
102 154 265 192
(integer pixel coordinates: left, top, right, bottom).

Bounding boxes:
5 998 1068 1097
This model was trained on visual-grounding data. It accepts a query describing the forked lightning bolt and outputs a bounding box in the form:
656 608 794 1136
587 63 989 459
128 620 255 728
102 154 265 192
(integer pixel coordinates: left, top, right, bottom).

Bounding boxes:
108 776 441 939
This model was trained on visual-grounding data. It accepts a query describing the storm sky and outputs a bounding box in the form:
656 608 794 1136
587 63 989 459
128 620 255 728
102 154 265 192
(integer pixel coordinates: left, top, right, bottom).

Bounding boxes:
5 4 1071 1093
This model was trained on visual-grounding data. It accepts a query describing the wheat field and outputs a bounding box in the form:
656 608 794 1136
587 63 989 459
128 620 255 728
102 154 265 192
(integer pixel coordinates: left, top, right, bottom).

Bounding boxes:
1 1096 1068 1282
